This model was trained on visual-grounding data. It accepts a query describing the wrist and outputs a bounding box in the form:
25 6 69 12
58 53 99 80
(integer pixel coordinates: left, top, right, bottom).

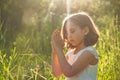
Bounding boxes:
56 48 63 54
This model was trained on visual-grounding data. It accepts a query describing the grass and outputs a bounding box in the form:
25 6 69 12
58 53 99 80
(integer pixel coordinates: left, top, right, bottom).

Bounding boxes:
0 48 52 80
0 17 120 80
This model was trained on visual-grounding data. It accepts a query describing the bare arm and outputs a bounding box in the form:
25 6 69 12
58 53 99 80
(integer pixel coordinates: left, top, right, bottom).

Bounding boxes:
56 50 97 77
52 29 98 77
52 48 62 77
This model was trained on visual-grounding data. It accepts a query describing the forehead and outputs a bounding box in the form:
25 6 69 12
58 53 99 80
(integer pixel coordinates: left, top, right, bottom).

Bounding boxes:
65 21 79 30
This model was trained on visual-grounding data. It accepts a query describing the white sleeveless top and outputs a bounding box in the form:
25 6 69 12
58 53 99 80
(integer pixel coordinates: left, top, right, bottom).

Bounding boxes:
66 46 98 80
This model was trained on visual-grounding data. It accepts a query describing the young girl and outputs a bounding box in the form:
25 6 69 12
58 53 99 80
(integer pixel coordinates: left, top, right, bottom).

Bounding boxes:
51 12 100 80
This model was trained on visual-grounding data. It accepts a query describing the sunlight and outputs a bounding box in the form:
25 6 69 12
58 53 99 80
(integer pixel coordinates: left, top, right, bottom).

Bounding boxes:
66 0 93 16
22 0 40 26
66 0 71 16
44 0 54 21
44 0 94 22
22 8 37 26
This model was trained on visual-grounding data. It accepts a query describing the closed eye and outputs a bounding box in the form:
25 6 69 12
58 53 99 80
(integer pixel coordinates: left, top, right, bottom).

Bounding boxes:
70 29 75 33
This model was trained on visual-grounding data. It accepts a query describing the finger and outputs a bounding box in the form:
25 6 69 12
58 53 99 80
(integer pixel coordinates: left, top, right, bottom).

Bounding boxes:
51 40 55 49
52 30 57 37
52 32 56 40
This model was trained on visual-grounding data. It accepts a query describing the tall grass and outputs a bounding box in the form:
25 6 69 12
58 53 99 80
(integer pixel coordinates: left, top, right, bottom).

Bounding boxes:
0 16 120 80
0 49 51 80
97 16 120 80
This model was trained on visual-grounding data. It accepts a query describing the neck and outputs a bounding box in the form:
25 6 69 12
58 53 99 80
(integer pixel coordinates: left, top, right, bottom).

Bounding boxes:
74 43 86 54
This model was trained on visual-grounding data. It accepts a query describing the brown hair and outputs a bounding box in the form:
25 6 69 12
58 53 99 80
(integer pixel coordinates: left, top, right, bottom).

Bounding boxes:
61 12 100 49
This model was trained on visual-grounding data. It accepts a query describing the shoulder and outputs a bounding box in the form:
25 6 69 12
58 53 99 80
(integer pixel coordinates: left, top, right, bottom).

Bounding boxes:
81 46 98 65
76 46 98 65
76 46 98 59
84 46 96 51
84 46 98 59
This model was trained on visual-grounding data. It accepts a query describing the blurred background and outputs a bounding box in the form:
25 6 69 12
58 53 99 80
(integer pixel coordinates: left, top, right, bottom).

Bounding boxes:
0 0 120 80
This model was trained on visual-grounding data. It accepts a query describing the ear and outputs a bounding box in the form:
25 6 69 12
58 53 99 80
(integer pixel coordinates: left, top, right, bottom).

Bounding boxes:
83 27 89 35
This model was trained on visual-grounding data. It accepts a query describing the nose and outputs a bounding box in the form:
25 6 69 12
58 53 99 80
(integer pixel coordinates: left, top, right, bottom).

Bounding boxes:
67 33 72 40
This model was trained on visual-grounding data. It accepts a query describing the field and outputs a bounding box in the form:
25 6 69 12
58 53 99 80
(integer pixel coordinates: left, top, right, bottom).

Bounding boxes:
0 0 120 79
0 15 120 80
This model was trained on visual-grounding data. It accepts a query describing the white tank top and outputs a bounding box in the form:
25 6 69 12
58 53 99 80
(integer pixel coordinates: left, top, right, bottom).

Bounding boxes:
66 46 98 80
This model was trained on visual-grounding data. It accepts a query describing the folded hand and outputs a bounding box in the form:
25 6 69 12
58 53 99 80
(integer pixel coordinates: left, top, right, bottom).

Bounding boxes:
51 29 64 52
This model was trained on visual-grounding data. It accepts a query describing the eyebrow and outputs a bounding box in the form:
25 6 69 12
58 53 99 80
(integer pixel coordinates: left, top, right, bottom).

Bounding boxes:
69 27 76 31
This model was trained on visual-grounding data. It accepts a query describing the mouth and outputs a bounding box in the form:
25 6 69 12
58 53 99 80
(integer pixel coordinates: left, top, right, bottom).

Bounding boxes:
69 40 75 45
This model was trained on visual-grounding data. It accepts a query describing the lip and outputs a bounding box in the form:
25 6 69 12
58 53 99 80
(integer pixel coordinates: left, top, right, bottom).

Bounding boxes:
69 39 74 44
69 39 74 42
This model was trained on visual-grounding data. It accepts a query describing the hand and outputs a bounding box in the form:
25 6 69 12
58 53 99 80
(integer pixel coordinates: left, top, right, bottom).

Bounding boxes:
51 29 64 52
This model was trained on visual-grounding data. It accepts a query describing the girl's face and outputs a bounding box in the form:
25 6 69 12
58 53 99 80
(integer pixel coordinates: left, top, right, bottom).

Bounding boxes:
66 21 86 47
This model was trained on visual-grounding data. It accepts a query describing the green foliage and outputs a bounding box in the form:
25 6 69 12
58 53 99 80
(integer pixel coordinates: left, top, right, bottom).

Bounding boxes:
0 47 52 80
0 0 120 80
96 16 120 80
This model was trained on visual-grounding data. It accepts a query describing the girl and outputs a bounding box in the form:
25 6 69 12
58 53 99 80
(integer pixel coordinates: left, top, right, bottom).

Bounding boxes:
51 12 100 80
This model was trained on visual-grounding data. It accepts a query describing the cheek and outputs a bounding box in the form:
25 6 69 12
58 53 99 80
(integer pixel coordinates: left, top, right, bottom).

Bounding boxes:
72 29 84 40
76 33 85 41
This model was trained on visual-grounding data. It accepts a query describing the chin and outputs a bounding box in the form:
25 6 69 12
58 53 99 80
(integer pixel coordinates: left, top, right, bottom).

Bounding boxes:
71 44 77 47
72 43 81 48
